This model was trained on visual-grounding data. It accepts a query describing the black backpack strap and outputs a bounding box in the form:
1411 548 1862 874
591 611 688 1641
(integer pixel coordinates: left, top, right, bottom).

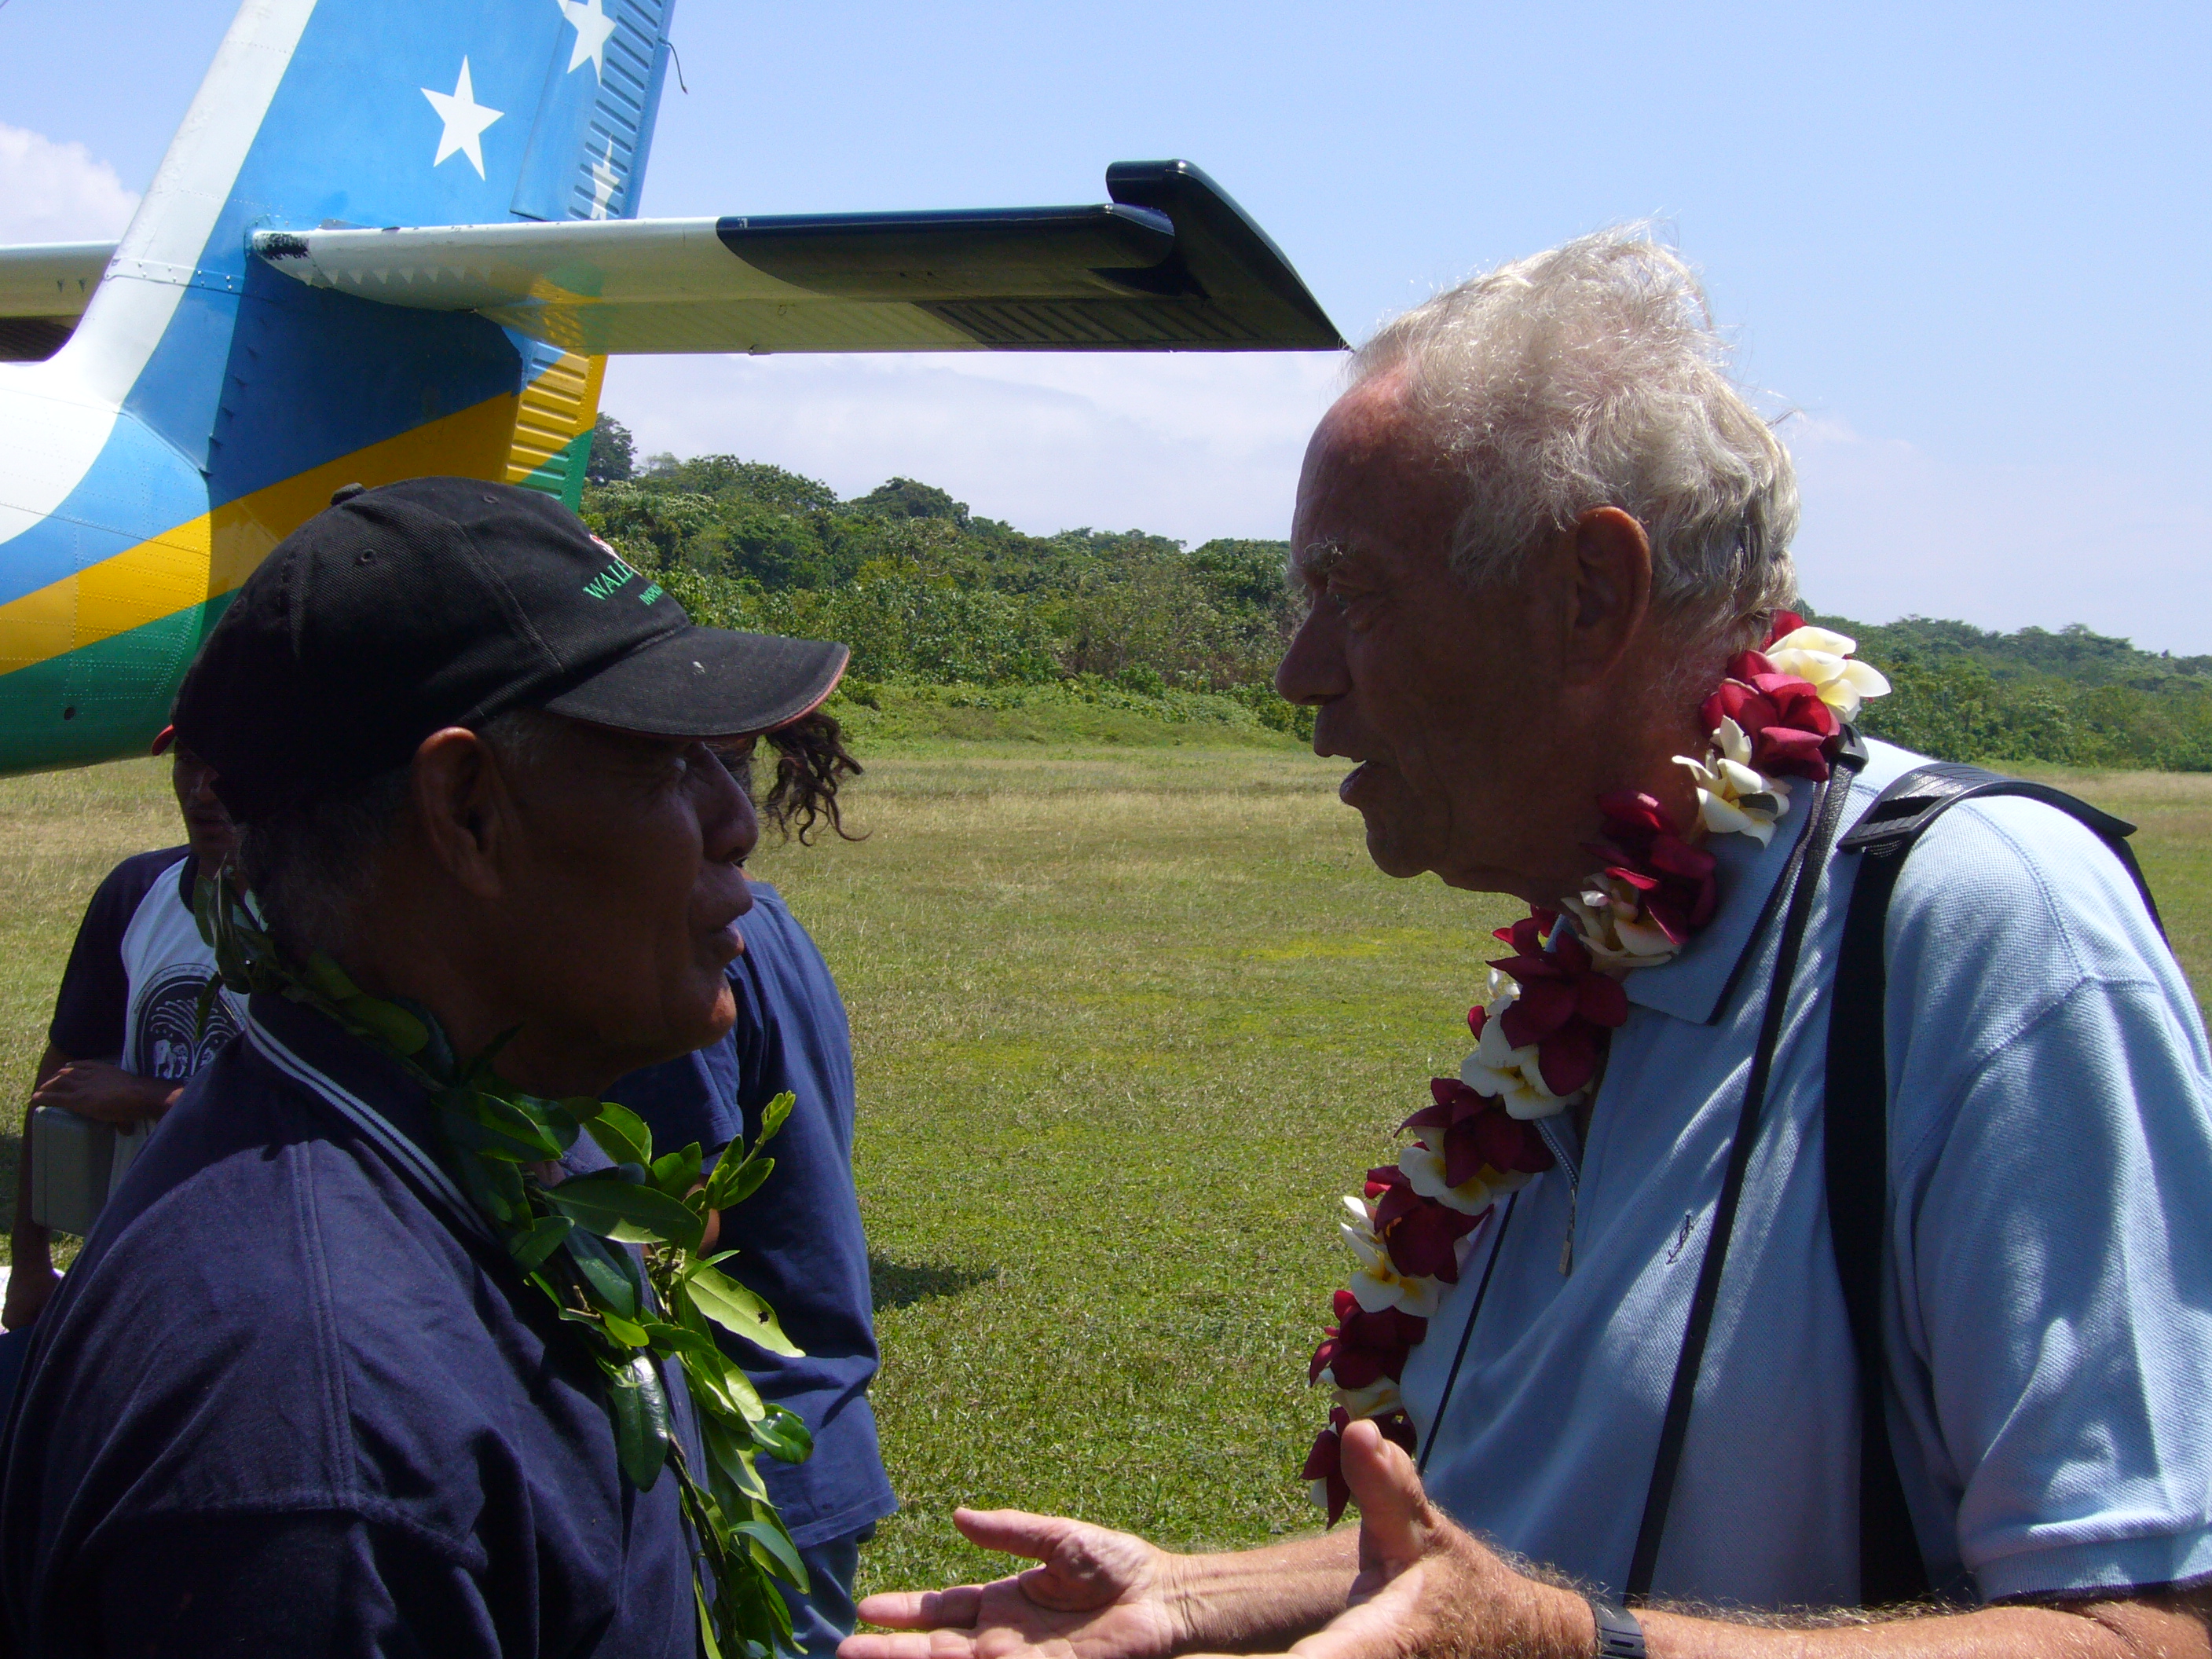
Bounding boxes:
1826 763 2160 1606
1624 738 1866 1603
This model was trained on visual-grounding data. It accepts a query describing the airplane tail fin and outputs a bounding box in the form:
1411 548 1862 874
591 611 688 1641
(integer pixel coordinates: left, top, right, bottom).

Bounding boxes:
65 0 675 504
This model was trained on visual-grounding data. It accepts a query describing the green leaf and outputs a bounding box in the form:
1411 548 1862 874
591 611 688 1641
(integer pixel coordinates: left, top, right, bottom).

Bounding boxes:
339 994 430 1056
442 1088 566 1162
694 1578 726 1659
565 1228 639 1320
508 1214 574 1270
649 1141 703 1199
584 1100 654 1168
299 950 364 1002
735 1518 810 1591
757 1090 796 1147
685 1264 802 1357
640 1320 740 1414
602 1309 652 1348
546 1174 706 1253
605 1353 671 1490
753 1403 813 1464
702 1152 773 1214
700 1415 771 1500
548 1095 604 1133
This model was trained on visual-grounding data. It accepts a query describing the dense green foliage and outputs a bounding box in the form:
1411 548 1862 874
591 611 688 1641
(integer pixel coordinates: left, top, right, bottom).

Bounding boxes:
580 451 1313 740
585 414 636 485
580 438 2212 771
1818 613 2212 771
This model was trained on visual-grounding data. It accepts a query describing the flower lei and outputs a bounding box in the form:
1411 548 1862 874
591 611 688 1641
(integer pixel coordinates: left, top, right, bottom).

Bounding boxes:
195 881 810 1659
1302 615 1890 1522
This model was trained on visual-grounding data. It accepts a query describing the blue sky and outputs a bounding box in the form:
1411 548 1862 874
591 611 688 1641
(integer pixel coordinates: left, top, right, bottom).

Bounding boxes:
5 0 2207 648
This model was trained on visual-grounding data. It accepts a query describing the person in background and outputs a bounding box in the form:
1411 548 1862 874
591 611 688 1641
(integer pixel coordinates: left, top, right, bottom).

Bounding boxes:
617 712 897 1657
4 733 240 1331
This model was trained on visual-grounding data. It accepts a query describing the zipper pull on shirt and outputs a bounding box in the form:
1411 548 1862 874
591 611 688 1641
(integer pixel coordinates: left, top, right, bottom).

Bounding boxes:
1532 1115 1583 1276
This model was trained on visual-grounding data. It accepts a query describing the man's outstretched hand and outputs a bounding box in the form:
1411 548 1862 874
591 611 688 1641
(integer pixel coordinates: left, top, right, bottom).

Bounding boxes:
1191 1420 1588 1659
840 1508 1186 1659
832 1426 1551 1659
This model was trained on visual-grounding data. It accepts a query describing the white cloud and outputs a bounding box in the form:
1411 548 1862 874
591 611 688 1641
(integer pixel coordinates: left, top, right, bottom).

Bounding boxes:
598 351 1346 544
0 125 139 245
1785 417 2212 654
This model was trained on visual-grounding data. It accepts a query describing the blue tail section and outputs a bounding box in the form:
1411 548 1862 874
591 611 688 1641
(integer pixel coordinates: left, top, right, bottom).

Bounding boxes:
0 0 675 772
136 0 674 485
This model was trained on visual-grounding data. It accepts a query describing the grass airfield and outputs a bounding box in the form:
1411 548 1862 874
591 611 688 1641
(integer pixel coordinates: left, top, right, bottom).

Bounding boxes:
0 736 2205 1598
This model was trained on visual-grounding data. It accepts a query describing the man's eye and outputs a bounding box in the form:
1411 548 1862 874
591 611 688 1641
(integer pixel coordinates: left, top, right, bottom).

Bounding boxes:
1324 578 1369 615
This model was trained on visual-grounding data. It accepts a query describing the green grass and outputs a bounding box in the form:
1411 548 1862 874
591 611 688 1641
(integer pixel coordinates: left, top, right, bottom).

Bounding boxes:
748 747 1524 1593
823 679 1309 751
0 738 2204 1606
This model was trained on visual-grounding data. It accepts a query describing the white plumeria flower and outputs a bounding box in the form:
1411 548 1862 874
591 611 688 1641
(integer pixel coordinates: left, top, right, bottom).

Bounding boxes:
1674 720 1793 846
1399 1141 1493 1215
1332 1375 1404 1417
1558 874 1681 971
1339 1205 1445 1317
1461 1022 1573 1120
1764 625 1892 721
1486 1166 1537 1197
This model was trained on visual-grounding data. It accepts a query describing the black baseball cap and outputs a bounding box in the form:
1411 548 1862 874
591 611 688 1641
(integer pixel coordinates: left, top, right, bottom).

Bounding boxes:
174 478 849 821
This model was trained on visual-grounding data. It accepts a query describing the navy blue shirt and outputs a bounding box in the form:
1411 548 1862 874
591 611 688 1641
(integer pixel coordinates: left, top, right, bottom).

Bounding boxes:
613 882 895 1549
0 992 698 1657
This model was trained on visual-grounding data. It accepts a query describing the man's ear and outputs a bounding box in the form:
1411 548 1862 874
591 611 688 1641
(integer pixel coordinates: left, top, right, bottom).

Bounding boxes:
1561 505 1654 685
407 727 514 900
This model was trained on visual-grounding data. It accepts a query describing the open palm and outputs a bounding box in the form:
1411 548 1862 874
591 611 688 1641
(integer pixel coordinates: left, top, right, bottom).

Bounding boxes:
842 1508 1185 1659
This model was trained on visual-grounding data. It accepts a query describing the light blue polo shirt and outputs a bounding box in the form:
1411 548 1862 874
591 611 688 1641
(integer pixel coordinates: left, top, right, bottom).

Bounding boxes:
1401 738 2212 1610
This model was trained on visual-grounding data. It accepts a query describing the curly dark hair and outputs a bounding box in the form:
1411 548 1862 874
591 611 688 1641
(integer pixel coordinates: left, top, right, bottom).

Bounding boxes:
715 709 864 844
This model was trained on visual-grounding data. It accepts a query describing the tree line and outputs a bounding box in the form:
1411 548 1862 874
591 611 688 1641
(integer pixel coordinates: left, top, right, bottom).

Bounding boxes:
582 416 2212 771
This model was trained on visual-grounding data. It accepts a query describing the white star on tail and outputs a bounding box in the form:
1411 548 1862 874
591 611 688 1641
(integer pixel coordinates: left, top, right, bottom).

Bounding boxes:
588 137 622 218
421 58 503 178
558 0 617 79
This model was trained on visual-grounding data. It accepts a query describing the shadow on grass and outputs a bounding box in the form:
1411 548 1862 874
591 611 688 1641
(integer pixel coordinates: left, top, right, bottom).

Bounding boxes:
0 1133 15 1233
869 1253 996 1313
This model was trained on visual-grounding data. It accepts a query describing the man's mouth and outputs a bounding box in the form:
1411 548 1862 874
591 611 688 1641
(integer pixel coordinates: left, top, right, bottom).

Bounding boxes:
703 881 756 960
1339 760 1380 804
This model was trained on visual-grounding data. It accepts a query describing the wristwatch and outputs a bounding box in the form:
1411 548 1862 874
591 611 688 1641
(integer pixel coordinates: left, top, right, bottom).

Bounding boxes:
1588 1598 1646 1658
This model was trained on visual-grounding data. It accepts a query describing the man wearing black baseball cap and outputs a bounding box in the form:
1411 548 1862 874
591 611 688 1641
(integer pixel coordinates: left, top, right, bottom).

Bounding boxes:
0 480 848 1655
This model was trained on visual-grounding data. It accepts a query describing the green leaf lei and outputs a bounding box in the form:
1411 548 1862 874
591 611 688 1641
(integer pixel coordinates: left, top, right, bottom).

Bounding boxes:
196 877 811 1658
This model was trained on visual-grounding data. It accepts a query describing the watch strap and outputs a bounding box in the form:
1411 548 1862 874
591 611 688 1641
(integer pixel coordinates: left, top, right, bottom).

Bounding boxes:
1588 1598 1646 1658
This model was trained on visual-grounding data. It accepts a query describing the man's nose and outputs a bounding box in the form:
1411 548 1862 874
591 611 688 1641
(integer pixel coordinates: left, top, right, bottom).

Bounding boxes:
695 743 760 867
1275 602 1349 709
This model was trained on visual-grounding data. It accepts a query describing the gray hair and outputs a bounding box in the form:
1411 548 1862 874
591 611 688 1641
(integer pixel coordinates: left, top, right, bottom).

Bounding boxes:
1351 227 1799 654
237 707 560 958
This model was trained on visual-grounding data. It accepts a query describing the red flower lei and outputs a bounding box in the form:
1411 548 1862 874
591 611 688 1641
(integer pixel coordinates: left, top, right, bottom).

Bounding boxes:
1302 614 1888 1523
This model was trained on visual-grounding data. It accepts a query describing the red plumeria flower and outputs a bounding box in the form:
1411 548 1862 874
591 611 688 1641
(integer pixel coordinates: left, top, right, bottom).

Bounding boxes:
1588 792 1717 942
1302 1404 1418 1526
1483 914 1631 1097
1703 659 1840 782
1404 1078 1556 1183
1309 1287 1429 1387
1364 1164 1482 1281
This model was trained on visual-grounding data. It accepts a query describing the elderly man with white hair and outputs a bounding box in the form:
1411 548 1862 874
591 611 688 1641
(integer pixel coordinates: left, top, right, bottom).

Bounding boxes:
845 233 2212 1658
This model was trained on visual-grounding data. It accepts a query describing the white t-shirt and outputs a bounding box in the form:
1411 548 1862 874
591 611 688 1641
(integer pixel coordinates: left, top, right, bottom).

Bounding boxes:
49 848 242 1196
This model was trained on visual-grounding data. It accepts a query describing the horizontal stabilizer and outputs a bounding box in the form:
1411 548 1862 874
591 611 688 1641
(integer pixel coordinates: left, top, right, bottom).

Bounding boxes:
251 162 1343 353
0 242 116 361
